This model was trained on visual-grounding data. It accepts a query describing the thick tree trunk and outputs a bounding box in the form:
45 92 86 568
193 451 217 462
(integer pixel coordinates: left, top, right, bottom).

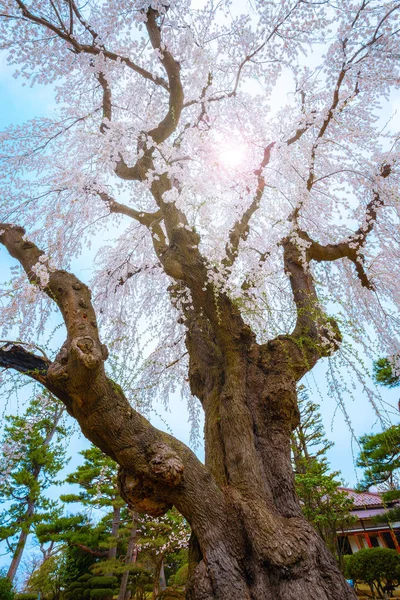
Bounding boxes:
0 225 356 600
185 319 356 600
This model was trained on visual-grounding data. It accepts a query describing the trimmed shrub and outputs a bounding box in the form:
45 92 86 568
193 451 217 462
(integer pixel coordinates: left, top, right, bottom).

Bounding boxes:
344 547 400 599
78 574 93 583
170 563 188 587
15 594 38 600
68 581 84 591
89 589 114 599
90 576 117 588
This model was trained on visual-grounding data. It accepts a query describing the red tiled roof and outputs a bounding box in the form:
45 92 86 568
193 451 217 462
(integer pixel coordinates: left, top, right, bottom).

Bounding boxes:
339 487 384 507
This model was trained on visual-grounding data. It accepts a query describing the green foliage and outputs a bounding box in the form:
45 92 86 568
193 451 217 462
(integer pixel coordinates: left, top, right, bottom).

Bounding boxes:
58 545 99 595
24 445 188 600
69 581 84 591
27 553 65 599
292 386 333 473
344 547 400 598
373 357 400 388
90 576 117 588
164 548 188 586
157 589 185 600
382 489 400 502
61 446 122 511
14 595 38 600
89 589 114 598
0 393 69 574
356 425 400 490
0 573 14 600
169 563 188 587
292 387 355 565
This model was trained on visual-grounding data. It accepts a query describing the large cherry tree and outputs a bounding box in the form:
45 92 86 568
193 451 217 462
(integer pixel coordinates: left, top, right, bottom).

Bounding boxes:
1 1 400 598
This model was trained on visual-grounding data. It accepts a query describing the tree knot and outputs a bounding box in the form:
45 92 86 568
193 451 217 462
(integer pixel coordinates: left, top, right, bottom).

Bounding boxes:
149 442 184 486
118 468 173 517
71 336 103 369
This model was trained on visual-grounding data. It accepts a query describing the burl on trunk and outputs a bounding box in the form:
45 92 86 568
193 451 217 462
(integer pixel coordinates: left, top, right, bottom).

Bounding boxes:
0 224 356 600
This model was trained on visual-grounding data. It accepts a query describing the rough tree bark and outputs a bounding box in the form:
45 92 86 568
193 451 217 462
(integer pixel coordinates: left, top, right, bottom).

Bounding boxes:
0 3 395 599
0 223 357 600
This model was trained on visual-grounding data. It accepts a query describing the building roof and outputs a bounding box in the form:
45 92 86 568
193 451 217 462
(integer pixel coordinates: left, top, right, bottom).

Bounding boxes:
339 487 385 508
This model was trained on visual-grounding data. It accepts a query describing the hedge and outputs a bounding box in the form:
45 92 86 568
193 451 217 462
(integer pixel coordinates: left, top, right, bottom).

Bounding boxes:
90 576 117 588
68 581 85 591
89 589 114 599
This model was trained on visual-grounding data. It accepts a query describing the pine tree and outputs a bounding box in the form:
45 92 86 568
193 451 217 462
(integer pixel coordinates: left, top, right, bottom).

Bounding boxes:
0 392 68 582
292 388 355 567
61 445 125 572
356 426 400 491
373 357 400 389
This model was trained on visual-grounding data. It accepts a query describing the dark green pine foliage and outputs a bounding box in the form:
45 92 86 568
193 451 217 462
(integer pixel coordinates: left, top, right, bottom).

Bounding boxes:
373 357 400 388
356 355 400 505
356 425 400 490
61 445 122 511
0 571 15 600
291 387 355 567
291 386 334 474
61 445 124 575
36 512 110 561
0 392 69 581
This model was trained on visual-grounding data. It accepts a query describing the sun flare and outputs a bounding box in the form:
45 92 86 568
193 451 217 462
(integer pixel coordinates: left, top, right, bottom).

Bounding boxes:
219 144 246 168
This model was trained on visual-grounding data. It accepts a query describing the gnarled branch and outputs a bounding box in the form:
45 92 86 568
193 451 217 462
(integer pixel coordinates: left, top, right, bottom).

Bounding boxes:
12 0 169 89
223 142 275 268
0 222 227 530
304 163 392 290
115 8 184 181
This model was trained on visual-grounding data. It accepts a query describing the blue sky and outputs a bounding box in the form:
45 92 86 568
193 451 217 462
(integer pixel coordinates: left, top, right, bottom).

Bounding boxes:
1 51 399 495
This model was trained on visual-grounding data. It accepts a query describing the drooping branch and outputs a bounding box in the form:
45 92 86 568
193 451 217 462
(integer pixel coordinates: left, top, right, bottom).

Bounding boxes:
115 8 184 181
98 191 167 258
11 0 169 89
276 165 391 376
183 0 308 111
0 223 232 540
300 2 395 202
223 143 275 268
304 163 392 290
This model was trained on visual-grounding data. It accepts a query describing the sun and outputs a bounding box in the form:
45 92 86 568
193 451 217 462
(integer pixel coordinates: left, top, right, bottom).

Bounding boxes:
219 143 246 168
